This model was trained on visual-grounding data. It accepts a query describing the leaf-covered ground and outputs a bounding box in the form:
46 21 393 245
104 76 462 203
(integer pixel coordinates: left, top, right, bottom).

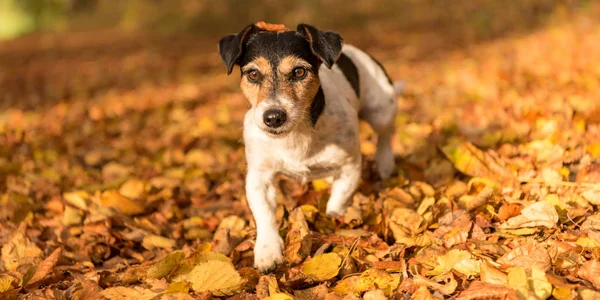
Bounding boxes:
2 7 600 300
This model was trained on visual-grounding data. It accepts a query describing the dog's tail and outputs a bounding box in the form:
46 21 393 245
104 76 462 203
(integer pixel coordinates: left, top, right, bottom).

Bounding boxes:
393 81 406 97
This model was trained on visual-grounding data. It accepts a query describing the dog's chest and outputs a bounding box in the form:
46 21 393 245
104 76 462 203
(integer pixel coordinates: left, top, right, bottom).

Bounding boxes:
248 133 349 181
277 144 345 181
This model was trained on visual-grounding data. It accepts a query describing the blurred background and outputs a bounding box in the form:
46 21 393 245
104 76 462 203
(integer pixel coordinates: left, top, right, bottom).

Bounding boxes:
0 0 591 110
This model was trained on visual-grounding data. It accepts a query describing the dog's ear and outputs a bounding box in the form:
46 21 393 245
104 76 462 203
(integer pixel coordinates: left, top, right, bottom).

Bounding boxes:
219 24 257 75
297 24 343 69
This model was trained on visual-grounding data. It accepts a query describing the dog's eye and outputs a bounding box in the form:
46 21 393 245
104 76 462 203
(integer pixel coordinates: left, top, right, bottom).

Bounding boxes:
292 67 307 80
247 70 260 82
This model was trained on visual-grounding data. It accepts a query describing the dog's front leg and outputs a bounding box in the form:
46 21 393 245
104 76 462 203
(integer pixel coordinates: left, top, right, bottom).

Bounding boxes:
246 168 284 272
325 161 362 217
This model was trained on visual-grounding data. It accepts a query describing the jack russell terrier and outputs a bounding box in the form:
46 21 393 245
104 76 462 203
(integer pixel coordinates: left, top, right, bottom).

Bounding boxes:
218 22 404 272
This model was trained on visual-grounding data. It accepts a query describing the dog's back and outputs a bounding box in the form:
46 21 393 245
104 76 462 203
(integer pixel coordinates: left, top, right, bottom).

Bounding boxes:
319 44 401 179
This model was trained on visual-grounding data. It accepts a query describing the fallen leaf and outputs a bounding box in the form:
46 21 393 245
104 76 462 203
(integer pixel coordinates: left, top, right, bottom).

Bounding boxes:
185 260 244 296
99 286 158 300
147 251 185 279
100 190 145 215
499 201 558 229
498 242 551 270
577 260 600 289
1 229 44 271
428 249 480 276
142 235 176 250
301 253 342 281
63 191 89 209
456 281 518 300
24 247 62 288
441 141 513 183
119 179 146 199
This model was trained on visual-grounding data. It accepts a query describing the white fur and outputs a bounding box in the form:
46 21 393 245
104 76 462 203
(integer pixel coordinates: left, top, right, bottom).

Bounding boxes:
244 44 400 272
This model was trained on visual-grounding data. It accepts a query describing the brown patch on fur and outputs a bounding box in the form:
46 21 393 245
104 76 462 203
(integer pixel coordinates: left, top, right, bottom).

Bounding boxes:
278 56 321 108
240 57 273 105
255 22 289 32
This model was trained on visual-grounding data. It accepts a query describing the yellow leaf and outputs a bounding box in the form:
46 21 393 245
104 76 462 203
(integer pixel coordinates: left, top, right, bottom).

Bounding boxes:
480 262 507 286
186 260 244 296
529 266 552 299
1 230 43 272
147 251 185 279
507 267 529 299
100 190 145 215
311 179 331 191
441 141 513 183
165 282 190 294
428 249 480 276
576 237 600 249
119 179 146 199
99 286 157 300
63 191 89 209
142 235 176 250
264 293 295 300
0 275 15 293
301 253 342 281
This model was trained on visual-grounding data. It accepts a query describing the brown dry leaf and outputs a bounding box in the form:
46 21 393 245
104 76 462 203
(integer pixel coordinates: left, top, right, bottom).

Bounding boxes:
301 253 342 281
185 260 244 296
577 260 600 289
498 242 551 270
99 286 158 300
581 213 600 231
100 190 145 215
284 207 311 264
293 284 328 300
147 251 185 279
1 229 44 272
71 280 102 300
455 281 518 300
499 201 558 229
24 247 62 288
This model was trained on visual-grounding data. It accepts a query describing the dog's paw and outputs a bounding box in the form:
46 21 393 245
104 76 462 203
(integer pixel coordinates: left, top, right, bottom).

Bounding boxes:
376 149 395 180
254 236 284 273
325 203 348 217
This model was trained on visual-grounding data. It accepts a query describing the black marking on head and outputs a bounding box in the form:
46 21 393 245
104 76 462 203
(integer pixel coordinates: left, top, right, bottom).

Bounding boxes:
310 87 325 126
367 53 393 85
297 24 343 69
239 31 322 75
336 53 360 97
219 24 259 75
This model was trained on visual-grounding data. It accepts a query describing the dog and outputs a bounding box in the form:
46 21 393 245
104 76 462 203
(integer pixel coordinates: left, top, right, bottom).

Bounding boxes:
218 22 404 272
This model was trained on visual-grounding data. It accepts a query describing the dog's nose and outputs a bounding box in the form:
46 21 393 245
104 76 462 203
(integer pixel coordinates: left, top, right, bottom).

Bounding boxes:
263 109 287 128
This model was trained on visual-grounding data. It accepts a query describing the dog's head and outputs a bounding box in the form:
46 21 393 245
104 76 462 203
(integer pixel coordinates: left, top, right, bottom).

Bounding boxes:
219 22 343 136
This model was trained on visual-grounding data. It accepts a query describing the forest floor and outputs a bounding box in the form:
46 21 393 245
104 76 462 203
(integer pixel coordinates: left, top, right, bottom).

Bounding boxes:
2 6 600 300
